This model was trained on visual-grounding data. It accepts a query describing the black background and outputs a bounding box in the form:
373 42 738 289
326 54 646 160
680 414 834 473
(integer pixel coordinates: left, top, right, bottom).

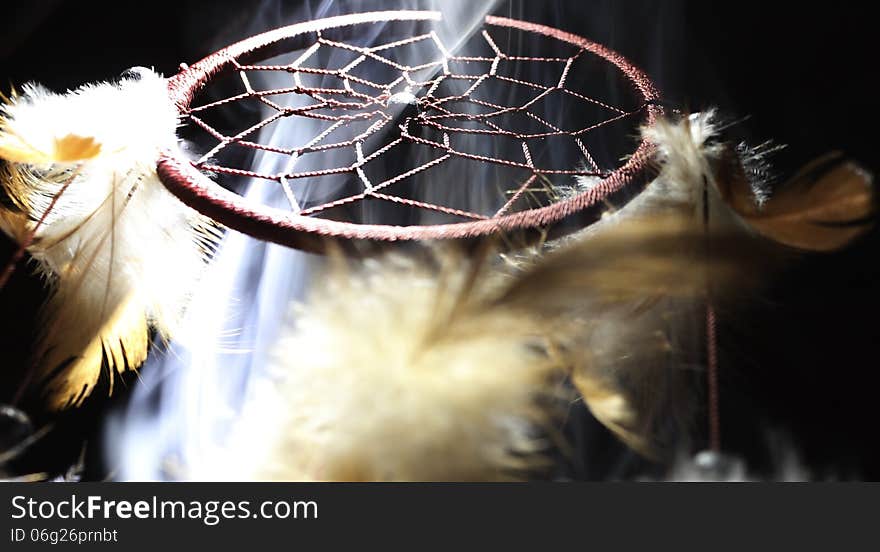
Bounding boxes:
0 1 878 480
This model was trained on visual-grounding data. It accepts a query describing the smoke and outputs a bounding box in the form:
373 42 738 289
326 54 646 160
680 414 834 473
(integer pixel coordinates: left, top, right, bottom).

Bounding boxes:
111 0 500 480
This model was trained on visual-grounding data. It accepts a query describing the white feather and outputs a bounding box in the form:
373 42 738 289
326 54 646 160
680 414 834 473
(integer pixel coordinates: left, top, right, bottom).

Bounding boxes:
0 69 218 408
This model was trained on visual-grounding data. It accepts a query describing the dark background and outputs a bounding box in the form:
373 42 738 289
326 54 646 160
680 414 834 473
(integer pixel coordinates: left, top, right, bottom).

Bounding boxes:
0 1 877 480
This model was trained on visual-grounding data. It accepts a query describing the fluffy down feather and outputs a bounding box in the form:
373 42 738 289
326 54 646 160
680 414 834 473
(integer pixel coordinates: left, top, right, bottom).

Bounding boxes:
257 213 768 480
257 252 567 482
0 68 218 409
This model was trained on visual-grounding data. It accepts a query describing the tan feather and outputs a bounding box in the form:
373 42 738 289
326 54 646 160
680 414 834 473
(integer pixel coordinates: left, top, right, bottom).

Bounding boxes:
38 294 149 410
549 110 777 454
495 212 765 455
259 251 566 481
496 215 758 314
0 208 29 245
0 131 101 165
258 203 768 479
257 225 730 480
717 150 875 251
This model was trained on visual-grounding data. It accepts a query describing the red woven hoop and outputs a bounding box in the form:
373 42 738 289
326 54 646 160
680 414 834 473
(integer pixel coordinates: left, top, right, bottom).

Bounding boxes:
157 11 662 249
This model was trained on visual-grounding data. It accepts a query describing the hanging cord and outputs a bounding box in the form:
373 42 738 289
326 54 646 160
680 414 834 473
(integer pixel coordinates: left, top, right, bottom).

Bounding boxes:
706 306 720 452
702 174 721 452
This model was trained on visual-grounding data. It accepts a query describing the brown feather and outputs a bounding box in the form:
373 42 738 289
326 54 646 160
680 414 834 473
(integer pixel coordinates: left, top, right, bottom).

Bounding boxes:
495 214 763 316
494 214 765 456
717 150 875 251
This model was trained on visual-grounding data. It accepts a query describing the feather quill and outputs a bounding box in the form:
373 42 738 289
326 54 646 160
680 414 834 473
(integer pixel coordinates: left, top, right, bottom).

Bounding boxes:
0 68 218 410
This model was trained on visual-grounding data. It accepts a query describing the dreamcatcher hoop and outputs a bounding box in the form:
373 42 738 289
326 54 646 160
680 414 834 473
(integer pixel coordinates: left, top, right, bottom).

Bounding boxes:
157 10 662 250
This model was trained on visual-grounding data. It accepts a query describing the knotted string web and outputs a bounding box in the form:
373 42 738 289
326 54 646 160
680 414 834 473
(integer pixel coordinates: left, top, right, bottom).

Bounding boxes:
170 13 657 239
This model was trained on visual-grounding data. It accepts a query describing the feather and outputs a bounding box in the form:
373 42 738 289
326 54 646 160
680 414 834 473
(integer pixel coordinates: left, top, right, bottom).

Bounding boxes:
0 208 28 245
496 215 766 454
0 68 219 410
551 110 777 454
636 110 875 252
717 150 874 251
257 208 761 479
258 220 763 479
640 110 724 206
259 252 566 481
0 131 101 165
567 109 875 457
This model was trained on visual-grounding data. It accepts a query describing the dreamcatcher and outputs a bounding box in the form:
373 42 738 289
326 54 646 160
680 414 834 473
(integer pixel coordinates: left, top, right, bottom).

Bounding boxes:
0 11 873 481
